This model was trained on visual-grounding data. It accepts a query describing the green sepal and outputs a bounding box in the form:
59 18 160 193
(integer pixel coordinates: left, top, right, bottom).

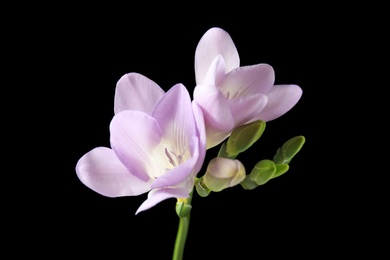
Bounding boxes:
240 175 258 190
195 177 211 197
249 159 276 185
273 135 305 164
217 142 236 159
175 201 192 218
272 164 290 179
226 120 266 156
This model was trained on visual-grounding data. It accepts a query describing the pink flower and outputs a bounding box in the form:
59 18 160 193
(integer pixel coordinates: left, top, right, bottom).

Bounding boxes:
193 27 302 149
76 73 206 214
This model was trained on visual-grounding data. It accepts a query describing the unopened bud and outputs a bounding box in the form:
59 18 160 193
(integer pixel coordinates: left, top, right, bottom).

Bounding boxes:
203 157 246 192
250 159 276 185
273 135 305 164
226 120 266 157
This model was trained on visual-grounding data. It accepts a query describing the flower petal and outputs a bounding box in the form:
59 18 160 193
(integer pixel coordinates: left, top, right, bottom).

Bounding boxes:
76 147 152 197
218 64 275 98
152 84 196 153
195 27 240 85
192 101 206 173
254 84 303 122
194 83 235 148
193 83 235 131
202 55 226 86
229 93 268 126
135 186 191 215
204 127 232 150
110 110 162 182
114 73 165 114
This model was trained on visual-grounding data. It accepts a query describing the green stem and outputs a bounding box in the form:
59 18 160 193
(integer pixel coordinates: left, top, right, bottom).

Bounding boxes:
172 190 193 260
172 213 190 260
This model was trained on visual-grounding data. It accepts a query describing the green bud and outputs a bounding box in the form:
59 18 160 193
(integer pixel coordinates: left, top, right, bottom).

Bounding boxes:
272 164 289 179
273 135 305 164
203 157 246 192
240 175 258 190
175 200 192 218
249 159 276 185
226 120 266 157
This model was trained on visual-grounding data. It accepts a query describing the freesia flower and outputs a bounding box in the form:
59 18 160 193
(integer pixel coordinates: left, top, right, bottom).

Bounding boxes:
193 27 303 149
76 73 206 214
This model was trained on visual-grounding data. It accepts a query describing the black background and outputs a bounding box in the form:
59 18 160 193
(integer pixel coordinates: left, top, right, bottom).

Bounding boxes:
14 5 382 259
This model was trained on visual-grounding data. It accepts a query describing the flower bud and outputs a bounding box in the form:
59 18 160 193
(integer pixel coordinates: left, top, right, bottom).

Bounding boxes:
226 120 266 157
203 157 246 192
273 135 305 164
249 159 276 185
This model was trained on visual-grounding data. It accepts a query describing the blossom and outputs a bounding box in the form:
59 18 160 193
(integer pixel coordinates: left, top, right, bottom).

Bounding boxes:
76 73 206 214
193 27 303 149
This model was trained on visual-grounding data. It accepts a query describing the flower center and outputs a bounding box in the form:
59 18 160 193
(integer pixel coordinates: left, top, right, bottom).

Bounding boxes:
151 144 190 178
165 147 184 167
222 90 239 100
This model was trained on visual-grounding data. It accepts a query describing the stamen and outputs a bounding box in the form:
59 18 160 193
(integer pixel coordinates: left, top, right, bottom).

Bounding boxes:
177 155 183 164
165 148 176 166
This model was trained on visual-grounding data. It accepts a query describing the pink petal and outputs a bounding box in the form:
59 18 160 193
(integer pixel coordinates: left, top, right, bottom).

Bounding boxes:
135 186 191 215
76 147 152 197
194 83 235 148
192 102 206 173
228 93 268 126
218 64 275 98
114 73 165 114
254 84 303 122
193 83 235 131
202 55 226 86
152 84 196 152
110 110 162 182
195 27 240 85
